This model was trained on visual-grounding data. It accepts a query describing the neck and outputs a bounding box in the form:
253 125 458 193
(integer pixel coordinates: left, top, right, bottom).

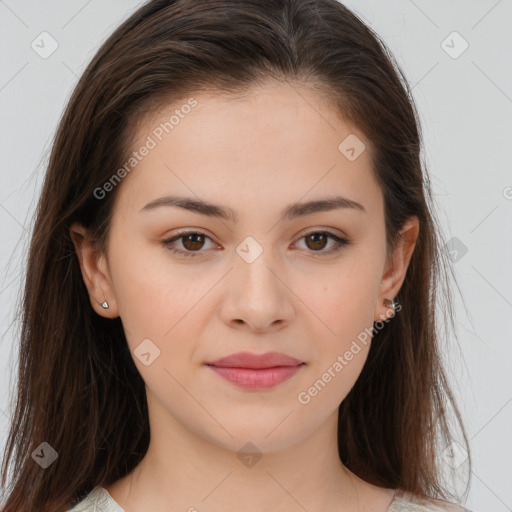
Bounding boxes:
105 391 395 512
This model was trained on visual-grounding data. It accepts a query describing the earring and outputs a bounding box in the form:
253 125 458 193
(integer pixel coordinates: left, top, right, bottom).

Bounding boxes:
384 297 398 311
100 300 109 309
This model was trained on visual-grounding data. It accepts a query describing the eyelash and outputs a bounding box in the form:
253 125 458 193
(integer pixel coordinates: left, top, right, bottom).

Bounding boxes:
161 229 351 258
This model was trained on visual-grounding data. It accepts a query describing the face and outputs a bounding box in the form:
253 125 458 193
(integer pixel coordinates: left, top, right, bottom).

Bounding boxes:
72 80 418 454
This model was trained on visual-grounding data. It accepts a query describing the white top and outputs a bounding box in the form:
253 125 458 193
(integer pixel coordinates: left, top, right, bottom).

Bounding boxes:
67 486 474 511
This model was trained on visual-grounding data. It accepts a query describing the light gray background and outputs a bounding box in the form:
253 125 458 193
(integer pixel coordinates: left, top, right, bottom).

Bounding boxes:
0 1 511 510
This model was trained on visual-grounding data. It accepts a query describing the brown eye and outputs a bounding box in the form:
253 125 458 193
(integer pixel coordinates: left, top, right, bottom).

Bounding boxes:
181 233 206 251
162 231 218 258
304 233 329 251
294 230 350 257
162 229 350 259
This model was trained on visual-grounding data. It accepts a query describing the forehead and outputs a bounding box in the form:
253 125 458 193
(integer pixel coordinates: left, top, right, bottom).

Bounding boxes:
116 81 382 218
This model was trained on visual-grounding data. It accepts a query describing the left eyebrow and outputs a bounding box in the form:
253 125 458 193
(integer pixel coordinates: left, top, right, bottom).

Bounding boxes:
139 194 367 222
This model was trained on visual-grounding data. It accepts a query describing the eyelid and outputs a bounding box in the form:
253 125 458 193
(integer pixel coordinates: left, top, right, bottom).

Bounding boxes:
299 226 347 238
161 227 351 259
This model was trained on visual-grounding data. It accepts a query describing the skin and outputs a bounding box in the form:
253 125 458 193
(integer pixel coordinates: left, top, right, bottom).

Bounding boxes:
71 80 419 512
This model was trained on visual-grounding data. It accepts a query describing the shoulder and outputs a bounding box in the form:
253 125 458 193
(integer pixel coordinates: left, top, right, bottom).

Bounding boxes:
391 489 476 512
67 486 125 511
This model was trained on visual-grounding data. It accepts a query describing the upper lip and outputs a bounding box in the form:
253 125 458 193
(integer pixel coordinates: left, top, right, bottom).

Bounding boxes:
206 351 304 369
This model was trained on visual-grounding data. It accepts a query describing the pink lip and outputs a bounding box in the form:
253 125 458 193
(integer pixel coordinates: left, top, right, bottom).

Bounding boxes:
205 351 305 389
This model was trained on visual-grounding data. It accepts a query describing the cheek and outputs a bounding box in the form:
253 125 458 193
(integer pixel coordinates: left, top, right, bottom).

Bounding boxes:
297 258 380 402
108 243 214 400
305 257 382 341
296 342 370 423
297 285 374 415
108 238 211 349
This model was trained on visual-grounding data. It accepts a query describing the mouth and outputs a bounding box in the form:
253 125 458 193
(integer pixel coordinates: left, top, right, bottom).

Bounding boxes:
205 351 305 390
206 364 305 389
206 351 304 369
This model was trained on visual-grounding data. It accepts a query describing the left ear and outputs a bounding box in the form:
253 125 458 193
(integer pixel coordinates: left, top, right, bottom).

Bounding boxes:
374 216 420 321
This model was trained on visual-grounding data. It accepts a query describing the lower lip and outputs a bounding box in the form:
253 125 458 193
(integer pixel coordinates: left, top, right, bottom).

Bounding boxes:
207 364 304 389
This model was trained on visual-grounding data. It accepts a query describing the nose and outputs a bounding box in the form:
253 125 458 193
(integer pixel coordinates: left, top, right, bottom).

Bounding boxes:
219 247 295 333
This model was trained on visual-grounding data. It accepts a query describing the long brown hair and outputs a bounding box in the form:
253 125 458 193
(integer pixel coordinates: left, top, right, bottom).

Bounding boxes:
1 1 471 510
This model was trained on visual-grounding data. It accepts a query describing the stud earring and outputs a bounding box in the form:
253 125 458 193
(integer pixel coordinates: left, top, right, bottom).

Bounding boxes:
100 300 109 309
384 297 398 311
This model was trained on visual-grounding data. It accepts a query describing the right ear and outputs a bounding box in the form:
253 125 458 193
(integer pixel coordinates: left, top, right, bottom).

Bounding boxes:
69 222 119 318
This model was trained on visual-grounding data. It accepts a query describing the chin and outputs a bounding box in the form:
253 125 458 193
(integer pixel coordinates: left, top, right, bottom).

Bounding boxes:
198 417 309 455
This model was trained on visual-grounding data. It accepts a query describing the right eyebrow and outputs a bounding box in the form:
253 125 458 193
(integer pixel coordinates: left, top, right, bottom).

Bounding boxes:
139 194 367 222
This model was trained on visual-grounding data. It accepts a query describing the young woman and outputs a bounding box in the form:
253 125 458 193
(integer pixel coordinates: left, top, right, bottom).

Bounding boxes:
0 1 474 511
